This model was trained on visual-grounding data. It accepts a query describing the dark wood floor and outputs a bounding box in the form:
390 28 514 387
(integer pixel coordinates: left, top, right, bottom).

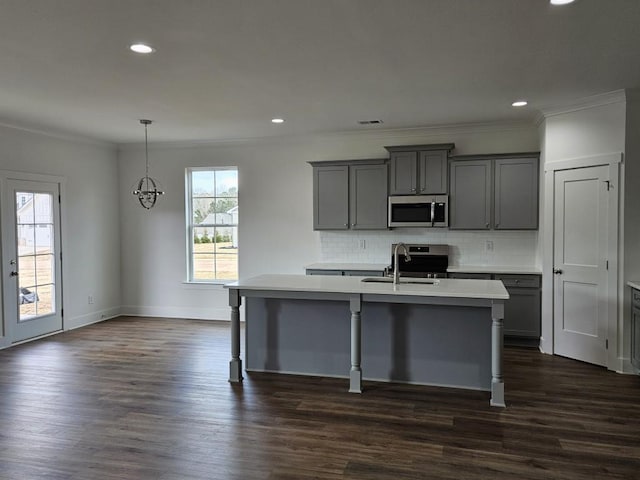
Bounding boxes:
0 317 639 479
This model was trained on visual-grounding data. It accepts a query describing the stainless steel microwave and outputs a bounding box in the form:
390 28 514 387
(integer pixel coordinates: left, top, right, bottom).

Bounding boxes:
388 195 448 228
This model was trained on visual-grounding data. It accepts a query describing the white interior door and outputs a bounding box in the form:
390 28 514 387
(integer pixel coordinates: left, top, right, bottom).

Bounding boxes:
1 179 63 343
553 165 609 366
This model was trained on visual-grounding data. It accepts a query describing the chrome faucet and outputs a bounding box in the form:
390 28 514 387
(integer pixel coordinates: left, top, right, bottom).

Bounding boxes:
393 243 412 285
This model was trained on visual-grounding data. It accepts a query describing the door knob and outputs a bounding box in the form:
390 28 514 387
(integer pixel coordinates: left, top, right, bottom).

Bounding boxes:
553 268 563 275
10 271 18 277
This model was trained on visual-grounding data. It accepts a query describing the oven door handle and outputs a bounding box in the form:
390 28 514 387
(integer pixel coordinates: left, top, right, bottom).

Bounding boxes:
431 200 435 227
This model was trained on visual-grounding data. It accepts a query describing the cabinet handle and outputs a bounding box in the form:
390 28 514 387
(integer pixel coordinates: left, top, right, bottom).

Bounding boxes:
485 223 489 228
553 268 563 275
411 188 416 192
344 223 348 227
495 223 500 227
351 223 356 227
514 279 520 284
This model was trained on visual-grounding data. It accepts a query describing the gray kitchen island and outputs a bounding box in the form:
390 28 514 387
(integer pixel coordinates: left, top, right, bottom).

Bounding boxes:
225 274 509 407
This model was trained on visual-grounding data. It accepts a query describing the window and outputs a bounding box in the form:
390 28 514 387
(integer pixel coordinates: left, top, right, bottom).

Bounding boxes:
186 167 238 281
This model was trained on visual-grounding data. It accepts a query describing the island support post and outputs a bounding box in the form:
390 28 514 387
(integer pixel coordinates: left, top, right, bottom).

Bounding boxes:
229 289 243 383
349 295 362 393
490 300 505 407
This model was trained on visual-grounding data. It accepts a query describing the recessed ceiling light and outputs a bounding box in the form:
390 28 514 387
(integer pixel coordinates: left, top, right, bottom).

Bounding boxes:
512 100 528 107
130 43 155 54
550 0 575 5
271 118 285 124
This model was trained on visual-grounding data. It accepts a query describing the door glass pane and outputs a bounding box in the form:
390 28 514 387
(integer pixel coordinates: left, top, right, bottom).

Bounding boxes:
35 254 54 284
16 190 56 322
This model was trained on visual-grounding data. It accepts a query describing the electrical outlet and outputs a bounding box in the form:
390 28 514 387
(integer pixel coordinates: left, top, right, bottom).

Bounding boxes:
485 240 494 252
88 295 94 305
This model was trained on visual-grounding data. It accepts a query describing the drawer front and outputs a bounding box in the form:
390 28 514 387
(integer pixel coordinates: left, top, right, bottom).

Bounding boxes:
306 269 344 276
494 274 540 289
448 273 492 280
633 288 640 308
344 270 385 277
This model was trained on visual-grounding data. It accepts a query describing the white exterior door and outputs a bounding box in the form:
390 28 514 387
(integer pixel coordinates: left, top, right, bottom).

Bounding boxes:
553 165 609 366
1 179 63 343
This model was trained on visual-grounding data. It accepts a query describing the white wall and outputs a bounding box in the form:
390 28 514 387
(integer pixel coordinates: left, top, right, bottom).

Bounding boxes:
0 125 121 331
540 98 627 366
118 123 539 320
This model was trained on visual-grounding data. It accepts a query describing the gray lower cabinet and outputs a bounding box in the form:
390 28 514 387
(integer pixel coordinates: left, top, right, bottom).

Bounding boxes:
385 144 454 195
449 153 540 230
449 272 541 340
311 159 388 230
449 159 492 229
632 288 640 370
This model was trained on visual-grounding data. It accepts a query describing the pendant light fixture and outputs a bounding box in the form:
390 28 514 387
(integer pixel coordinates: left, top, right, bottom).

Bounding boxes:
132 119 164 209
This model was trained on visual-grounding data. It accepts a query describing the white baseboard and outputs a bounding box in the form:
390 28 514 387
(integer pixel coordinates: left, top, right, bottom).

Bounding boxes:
119 304 231 321
65 306 122 330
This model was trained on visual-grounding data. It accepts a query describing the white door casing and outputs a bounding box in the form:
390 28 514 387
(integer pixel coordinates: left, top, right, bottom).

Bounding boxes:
543 153 620 370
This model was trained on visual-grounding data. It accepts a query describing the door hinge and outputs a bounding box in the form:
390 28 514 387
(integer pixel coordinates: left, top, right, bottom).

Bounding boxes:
61 308 64 317
606 260 609 270
58 194 61 203
606 339 609 349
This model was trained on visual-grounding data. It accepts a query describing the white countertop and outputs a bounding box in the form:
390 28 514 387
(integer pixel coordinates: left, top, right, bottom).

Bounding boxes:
447 265 542 275
226 274 509 300
628 281 640 291
305 262 389 271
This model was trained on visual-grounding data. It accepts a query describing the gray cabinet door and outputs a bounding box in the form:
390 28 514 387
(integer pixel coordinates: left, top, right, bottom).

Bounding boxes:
389 152 417 195
313 165 349 230
350 163 388 229
449 159 492 229
503 287 541 338
632 288 640 369
494 157 539 229
419 150 448 194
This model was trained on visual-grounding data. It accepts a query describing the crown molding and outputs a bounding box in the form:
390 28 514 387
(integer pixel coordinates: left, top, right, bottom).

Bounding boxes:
117 120 537 151
538 90 627 119
0 118 116 149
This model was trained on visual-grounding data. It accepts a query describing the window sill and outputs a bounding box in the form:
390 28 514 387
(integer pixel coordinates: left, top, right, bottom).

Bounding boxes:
181 281 236 288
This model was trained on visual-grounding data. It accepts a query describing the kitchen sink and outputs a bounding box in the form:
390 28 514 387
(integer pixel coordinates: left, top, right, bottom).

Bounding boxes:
361 277 440 285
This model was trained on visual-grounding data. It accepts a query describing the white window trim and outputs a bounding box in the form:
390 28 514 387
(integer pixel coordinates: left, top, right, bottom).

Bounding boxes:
185 166 238 283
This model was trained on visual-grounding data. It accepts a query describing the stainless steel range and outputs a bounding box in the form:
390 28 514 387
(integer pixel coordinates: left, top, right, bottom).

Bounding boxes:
389 244 449 278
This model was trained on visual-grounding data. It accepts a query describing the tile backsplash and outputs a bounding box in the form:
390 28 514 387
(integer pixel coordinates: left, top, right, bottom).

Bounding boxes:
319 230 538 267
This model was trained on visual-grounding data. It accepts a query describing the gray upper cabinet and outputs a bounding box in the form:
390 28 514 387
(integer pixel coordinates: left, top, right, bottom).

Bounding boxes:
449 153 540 230
494 157 539 229
350 163 388 229
310 159 388 231
449 159 492 229
312 164 349 229
385 144 454 195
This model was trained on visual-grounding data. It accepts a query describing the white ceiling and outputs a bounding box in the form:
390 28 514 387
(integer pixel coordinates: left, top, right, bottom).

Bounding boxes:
0 0 639 144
